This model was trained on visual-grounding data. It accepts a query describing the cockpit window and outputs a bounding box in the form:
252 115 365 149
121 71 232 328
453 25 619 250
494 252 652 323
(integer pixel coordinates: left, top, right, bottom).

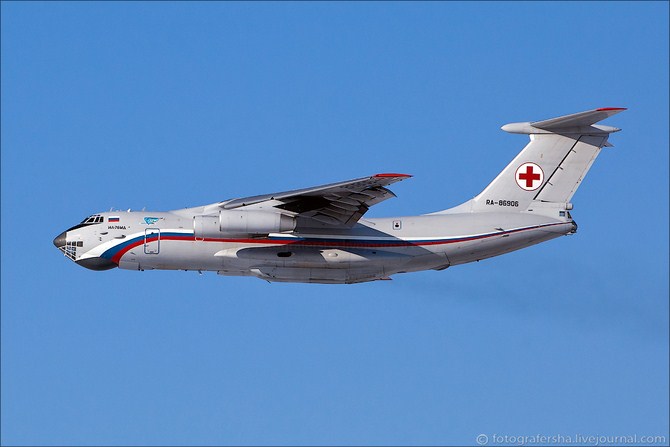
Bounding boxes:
65 214 104 233
81 215 104 224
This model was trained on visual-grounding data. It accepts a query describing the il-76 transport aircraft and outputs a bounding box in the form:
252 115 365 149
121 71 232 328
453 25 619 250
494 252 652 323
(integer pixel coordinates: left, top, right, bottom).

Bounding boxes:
54 108 625 284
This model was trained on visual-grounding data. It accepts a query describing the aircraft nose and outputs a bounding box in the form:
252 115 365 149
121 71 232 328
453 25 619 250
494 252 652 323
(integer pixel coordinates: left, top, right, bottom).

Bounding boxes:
53 231 67 248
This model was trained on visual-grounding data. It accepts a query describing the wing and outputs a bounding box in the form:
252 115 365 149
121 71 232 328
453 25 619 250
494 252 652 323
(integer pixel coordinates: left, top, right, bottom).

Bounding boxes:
219 173 412 228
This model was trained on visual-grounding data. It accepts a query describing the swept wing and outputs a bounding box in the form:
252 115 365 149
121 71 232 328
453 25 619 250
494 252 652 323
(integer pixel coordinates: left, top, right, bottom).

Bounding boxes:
218 173 411 228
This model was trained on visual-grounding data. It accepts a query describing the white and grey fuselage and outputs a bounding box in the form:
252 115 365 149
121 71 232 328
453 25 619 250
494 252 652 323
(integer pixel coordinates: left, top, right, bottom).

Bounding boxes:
53 108 623 284
54 209 576 283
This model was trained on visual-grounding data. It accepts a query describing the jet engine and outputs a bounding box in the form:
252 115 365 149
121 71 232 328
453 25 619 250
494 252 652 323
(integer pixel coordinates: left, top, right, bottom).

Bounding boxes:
194 210 296 238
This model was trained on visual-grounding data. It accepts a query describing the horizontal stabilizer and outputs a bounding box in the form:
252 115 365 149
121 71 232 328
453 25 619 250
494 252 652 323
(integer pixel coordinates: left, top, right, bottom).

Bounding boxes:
532 107 626 129
502 107 626 135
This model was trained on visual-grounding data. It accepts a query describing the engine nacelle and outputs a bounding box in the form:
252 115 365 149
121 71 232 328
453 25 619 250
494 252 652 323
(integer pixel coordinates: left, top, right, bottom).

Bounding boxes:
194 210 295 238
220 210 296 234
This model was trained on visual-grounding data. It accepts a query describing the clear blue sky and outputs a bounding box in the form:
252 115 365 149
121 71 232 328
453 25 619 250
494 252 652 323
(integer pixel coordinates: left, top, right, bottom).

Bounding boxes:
2 2 668 446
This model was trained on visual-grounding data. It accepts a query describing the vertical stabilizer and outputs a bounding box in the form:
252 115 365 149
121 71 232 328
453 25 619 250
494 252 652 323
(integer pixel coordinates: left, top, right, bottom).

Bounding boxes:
440 108 625 214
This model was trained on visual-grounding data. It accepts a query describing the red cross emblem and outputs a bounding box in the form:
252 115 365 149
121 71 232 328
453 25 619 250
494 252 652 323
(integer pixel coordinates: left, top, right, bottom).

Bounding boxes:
515 162 544 191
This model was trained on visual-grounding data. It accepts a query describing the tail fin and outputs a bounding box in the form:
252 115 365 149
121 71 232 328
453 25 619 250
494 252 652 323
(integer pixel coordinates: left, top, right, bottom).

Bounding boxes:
444 108 625 214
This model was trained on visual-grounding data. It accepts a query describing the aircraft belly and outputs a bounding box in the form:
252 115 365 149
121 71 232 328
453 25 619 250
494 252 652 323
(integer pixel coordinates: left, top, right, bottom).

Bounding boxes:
113 218 571 282
125 239 416 274
122 239 225 271
245 267 385 284
445 225 568 265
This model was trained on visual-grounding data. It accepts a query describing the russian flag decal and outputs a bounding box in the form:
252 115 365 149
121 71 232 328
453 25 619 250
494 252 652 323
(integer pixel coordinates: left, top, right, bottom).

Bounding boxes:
108 216 120 222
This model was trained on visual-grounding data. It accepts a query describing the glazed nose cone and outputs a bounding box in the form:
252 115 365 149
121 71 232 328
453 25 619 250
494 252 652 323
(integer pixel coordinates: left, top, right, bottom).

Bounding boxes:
53 231 67 248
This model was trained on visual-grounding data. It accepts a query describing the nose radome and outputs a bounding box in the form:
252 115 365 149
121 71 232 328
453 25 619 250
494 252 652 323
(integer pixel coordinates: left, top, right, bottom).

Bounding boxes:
53 231 67 248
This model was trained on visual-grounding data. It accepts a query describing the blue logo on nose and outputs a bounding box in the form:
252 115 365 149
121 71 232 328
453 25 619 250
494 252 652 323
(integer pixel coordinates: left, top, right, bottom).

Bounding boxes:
143 217 160 225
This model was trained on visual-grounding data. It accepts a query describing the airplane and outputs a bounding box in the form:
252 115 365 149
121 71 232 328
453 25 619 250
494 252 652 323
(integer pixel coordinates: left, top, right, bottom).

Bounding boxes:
53 107 625 284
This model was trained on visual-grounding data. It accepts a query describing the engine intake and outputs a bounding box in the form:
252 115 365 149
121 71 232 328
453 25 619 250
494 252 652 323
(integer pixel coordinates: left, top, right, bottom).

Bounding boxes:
194 210 296 238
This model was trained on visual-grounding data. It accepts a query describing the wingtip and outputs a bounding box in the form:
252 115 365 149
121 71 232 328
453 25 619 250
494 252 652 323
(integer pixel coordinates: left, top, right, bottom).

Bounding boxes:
596 107 627 111
373 173 413 178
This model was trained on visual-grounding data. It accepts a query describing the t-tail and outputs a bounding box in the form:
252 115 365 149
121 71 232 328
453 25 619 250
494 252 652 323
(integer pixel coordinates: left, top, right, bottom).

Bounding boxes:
441 107 625 216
